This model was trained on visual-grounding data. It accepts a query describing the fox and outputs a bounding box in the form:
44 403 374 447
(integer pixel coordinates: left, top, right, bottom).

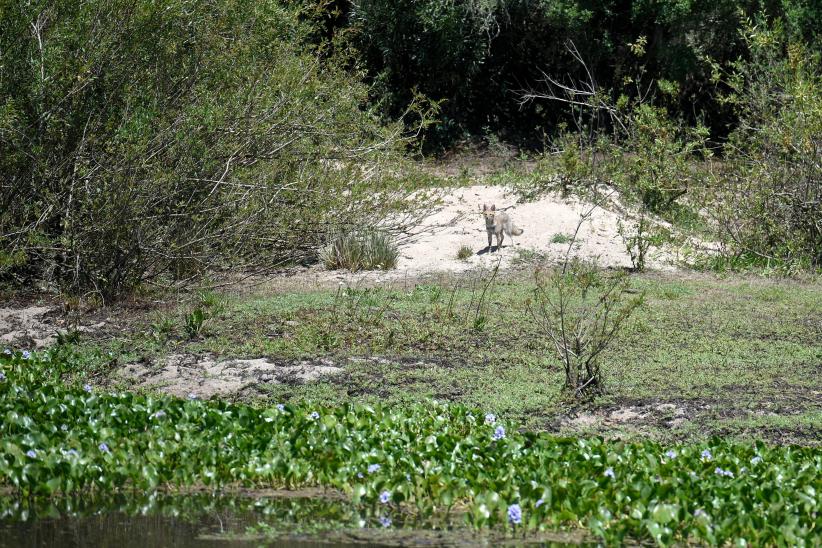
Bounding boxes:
482 203 523 251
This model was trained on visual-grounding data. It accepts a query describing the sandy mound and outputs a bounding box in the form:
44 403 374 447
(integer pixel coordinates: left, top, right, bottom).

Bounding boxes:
390 185 676 276
120 354 344 399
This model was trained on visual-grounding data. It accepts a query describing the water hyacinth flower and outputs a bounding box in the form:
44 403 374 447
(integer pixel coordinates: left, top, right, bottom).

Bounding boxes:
714 467 733 478
83 384 93 393
701 449 713 461
507 504 522 525
750 455 762 465
664 450 677 459
492 425 506 441
153 410 166 419
357 472 364 479
378 516 391 528
3 348 11 355
309 411 320 420
694 509 708 519
379 491 391 504
99 443 110 453
535 498 544 508
604 467 615 479
26 450 37 458
187 393 198 400
22 350 31 360
276 404 285 412
367 464 381 474
484 413 496 425
0 372 5 382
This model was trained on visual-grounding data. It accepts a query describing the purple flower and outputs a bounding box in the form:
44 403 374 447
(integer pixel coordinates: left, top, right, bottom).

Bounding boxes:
484 413 496 425
750 455 762 465
492 425 506 441
367 463 381 474
701 449 713 461
309 411 320 420
714 467 733 478
153 410 166 419
694 509 708 519
535 498 544 508
187 393 198 400
63 448 79 457
99 443 110 453
83 384 93 393
276 404 285 412
22 350 31 360
357 472 364 479
664 450 677 459
507 504 522 525
26 449 37 458
0 372 5 382
378 516 392 528
3 348 11 355
379 491 391 504
604 467 615 479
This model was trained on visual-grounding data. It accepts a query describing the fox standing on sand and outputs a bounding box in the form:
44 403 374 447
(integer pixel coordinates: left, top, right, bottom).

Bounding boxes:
482 203 523 251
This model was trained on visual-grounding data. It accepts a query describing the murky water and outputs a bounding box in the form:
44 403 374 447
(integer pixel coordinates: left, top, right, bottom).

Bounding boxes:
0 493 378 547
0 492 585 547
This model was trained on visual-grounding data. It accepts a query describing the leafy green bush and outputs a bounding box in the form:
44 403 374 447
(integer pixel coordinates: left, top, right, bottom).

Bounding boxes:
0 0 427 298
617 214 670 272
1 350 819 544
706 16 822 270
321 229 399 271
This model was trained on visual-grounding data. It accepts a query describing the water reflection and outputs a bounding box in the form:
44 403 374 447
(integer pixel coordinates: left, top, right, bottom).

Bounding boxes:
0 492 585 547
0 492 371 547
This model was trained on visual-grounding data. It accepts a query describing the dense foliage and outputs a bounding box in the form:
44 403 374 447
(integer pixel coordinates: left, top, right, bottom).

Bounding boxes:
347 0 821 146
1 350 819 544
0 0 428 297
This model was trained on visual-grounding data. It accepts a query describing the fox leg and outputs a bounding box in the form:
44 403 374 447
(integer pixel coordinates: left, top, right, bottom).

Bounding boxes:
496 230 504 250
487 230 493 250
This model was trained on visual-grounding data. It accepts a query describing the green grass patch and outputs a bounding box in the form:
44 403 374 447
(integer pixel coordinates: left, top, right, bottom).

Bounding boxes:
57 272 822 444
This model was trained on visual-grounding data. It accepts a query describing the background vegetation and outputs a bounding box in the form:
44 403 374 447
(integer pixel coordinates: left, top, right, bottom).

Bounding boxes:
0 0 432 299
347 0 820 146
2 0 820 296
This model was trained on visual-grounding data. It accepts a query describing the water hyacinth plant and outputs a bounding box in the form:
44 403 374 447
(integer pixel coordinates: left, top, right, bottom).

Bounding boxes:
0 350 819 545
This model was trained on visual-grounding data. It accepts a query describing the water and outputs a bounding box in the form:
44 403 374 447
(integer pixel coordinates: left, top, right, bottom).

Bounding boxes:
0 492 378 547
0 491 585 546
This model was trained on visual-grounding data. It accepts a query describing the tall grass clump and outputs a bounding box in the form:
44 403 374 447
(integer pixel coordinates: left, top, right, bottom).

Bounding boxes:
321 229 399 271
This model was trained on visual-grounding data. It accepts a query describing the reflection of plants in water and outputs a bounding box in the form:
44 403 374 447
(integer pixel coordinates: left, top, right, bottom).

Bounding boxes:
0 492 254 523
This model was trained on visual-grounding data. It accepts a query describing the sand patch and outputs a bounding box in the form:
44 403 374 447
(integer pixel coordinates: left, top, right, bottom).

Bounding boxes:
120 354 344 399
305 184 689 287
0 305 106 349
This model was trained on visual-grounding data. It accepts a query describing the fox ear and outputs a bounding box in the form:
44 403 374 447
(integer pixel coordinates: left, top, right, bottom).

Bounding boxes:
491 204 496 211
482 204 487 211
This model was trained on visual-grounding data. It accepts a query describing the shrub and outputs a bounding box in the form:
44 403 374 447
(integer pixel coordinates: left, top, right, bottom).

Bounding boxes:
707 16 822 269
321 229 399 271
456 245 473 260
0 0 429 298
530 260 644 396
617 214 670 272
